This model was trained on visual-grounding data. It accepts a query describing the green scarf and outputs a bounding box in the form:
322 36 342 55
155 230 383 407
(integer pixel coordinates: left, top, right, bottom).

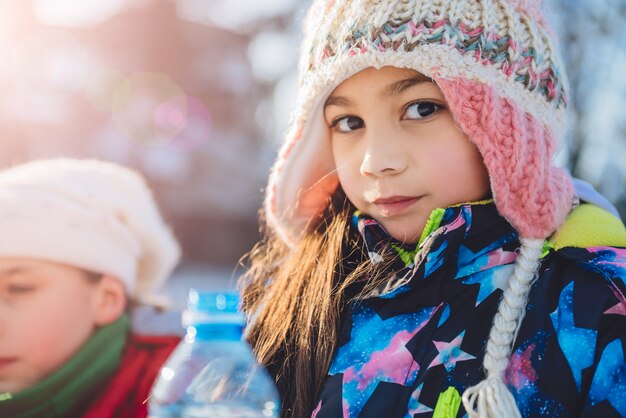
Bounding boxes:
0 315 129 418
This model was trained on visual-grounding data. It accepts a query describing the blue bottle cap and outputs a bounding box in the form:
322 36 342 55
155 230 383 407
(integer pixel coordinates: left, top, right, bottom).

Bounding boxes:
182 289 245 327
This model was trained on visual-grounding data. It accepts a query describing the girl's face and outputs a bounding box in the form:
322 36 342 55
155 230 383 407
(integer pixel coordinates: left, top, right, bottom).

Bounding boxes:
324 66 490 243
0 258 112 393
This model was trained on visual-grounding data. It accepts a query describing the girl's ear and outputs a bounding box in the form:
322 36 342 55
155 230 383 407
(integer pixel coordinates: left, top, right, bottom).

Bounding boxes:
92 274 127 326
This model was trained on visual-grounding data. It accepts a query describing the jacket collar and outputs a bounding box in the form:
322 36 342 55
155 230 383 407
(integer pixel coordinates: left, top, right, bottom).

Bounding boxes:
353 200 520 299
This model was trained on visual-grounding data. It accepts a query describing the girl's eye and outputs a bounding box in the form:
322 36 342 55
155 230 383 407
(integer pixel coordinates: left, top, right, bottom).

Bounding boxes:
332 116 364 133
404 102 440 120
6 283 35 294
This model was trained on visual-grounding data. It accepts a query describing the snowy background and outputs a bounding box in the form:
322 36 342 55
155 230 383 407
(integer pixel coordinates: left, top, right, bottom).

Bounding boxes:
0 0 624 326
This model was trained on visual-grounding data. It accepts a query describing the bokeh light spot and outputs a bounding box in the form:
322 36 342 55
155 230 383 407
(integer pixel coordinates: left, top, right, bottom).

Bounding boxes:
84 68 126 112
176 0 299 33
248 31 295 82
155 100 187 132
33 0 129 28
11 32 92 93
167 96 212 152
111 72 187 145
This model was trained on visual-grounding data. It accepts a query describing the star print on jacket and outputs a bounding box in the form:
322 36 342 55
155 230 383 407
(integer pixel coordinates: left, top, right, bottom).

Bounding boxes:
311 202 626 418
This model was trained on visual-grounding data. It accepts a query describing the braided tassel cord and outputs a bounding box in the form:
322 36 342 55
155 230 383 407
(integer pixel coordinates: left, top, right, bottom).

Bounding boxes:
461 237 544 418
462 377 520 418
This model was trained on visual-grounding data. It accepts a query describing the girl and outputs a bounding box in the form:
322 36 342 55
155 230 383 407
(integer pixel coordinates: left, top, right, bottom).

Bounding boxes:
240 1 626 417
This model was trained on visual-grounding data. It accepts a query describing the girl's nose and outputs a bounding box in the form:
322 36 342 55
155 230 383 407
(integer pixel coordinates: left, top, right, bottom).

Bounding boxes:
359 132 408 177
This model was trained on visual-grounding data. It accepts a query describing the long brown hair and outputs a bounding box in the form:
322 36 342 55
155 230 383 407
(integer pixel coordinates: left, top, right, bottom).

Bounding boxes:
239 189 396 417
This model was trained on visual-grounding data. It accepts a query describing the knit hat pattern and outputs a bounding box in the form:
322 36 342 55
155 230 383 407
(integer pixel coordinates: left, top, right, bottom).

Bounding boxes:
0 159 180 300
266 0 573 246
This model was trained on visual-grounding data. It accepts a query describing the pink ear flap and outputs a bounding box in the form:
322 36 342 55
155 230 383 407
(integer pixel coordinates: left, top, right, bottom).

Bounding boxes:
265 93 339 247
435 77 573 238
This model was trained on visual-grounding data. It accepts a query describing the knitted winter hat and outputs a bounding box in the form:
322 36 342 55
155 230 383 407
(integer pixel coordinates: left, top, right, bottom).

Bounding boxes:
267 0 573 246
265 0 575 417
0 159 180 301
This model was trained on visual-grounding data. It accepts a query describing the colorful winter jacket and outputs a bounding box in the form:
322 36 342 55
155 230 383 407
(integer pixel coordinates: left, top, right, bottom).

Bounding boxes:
312 201 626 418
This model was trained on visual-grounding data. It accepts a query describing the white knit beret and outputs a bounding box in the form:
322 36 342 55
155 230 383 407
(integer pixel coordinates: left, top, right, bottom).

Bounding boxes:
0 158 181 299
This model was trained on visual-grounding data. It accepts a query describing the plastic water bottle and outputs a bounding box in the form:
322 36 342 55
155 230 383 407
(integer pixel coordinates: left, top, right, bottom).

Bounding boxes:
148 290 280 418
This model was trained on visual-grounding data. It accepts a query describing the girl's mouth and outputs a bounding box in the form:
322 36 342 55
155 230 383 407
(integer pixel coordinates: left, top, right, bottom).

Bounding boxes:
372 196 420 217
0 358 17 369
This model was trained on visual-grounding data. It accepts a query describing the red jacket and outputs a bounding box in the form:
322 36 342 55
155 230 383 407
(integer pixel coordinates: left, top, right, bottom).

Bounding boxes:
82 333 179 418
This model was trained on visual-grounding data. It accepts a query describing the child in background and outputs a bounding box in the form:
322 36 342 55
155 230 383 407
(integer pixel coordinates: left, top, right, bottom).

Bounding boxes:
240 0 626 417
0 159 181 418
